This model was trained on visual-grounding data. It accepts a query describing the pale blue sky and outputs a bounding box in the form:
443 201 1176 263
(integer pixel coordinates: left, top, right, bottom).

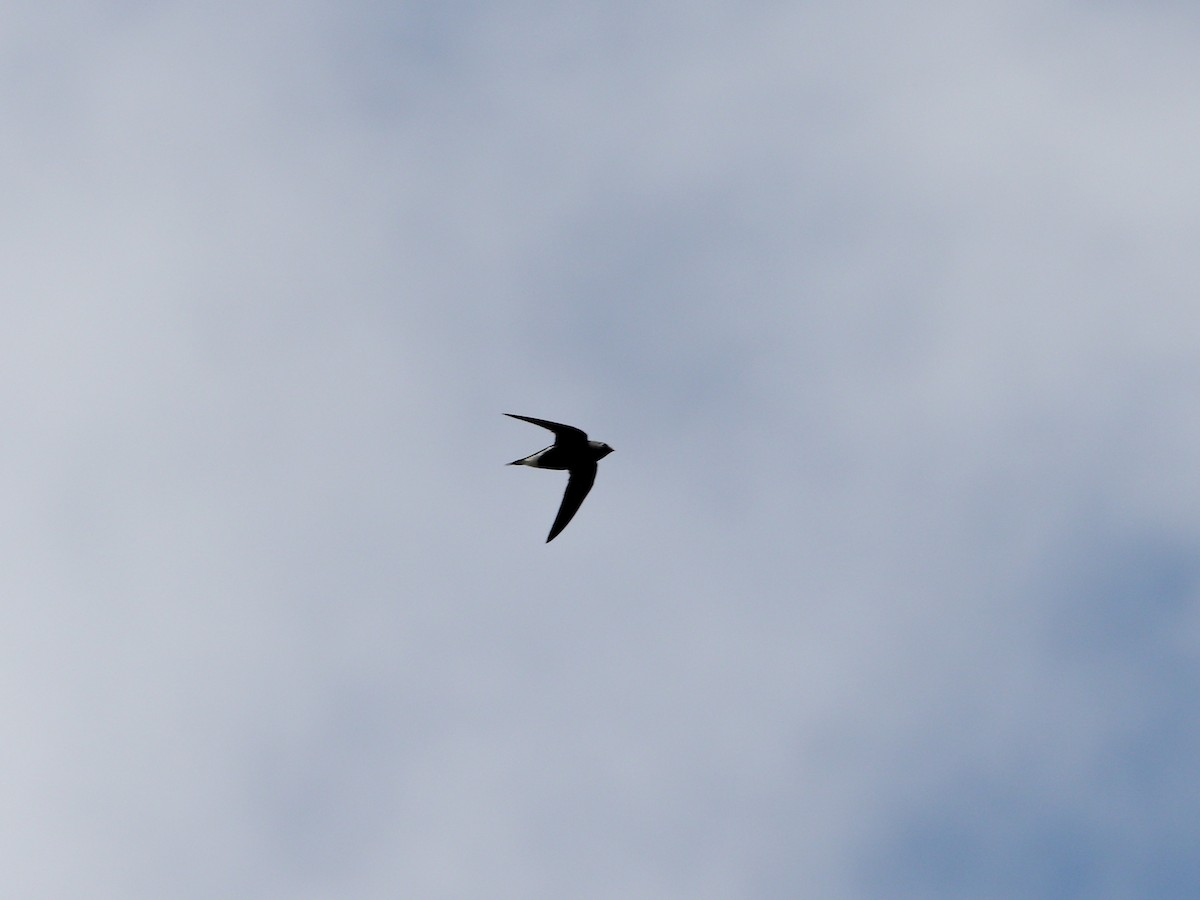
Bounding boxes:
3 2 1200 897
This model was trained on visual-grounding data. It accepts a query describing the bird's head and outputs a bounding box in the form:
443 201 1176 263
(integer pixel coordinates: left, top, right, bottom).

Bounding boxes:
591 441 614 459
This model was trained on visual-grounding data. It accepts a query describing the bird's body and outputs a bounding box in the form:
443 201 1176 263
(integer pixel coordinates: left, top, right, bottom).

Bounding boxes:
505 414 613 542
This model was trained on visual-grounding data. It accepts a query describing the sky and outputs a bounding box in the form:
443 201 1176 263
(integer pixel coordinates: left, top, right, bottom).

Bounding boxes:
4 1 1200 897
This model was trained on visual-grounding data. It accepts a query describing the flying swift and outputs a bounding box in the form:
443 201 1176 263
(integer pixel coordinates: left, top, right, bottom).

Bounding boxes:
505 414 614 542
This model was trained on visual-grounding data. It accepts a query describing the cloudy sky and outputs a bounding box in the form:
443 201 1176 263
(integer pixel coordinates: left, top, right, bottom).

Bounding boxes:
5 1 1200 897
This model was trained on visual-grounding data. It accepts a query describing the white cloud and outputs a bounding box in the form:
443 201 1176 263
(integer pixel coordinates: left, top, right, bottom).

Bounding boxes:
3 1 1200 897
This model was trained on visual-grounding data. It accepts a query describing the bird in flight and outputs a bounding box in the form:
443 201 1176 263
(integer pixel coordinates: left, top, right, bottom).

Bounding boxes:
505 414 614 542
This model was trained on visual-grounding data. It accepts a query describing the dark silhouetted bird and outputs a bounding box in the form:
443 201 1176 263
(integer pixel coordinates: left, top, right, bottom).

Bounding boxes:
505 414 614 542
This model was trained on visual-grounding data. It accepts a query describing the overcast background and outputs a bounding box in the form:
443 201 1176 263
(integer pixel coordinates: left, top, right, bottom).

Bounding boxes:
4 1 1200 897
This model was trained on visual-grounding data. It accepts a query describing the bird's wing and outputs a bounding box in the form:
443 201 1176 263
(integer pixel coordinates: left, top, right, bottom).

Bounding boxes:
546 462 597 543
505 413 588 446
